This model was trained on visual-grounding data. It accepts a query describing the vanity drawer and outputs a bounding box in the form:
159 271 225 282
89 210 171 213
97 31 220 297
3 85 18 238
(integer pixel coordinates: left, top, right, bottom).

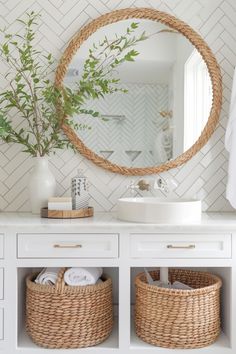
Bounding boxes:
0 235 4 259
17 233 119 258
130 234 231 258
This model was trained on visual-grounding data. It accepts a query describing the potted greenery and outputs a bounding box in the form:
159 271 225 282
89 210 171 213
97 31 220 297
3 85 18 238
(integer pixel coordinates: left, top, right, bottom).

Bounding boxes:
0 12 147 213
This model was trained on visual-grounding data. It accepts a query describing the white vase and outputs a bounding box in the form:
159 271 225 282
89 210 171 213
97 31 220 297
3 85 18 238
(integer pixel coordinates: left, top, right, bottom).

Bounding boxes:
29 157 56 214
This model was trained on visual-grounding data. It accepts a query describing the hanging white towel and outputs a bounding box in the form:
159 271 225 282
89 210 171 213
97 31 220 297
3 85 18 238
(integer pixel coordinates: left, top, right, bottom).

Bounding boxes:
64 267 103 286
225 67 236 208
153 131 168 163
35 268 60 285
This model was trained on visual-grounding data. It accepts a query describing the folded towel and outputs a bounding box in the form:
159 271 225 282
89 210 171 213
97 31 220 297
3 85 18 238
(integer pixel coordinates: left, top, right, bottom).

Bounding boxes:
172 281 193 290
48 197 72 203
225 67 236 208
35 267 60 285
48 202 72 210
64 267 103 286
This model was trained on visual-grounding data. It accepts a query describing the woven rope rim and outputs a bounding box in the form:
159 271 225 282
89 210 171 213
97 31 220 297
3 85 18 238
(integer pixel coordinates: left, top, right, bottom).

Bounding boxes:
26 272 112 294
135 269 222 297
55 7 222 176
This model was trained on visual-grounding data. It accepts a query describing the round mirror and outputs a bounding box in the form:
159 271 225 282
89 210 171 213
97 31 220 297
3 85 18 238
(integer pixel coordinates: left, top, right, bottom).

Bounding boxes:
55 8 222 175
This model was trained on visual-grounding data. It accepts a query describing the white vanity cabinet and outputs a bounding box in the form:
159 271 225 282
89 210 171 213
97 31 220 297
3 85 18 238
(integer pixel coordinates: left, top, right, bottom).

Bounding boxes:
0 235 4 260
0 234 4 349
0 269 4 301
0 212 236 354
0 309 3 342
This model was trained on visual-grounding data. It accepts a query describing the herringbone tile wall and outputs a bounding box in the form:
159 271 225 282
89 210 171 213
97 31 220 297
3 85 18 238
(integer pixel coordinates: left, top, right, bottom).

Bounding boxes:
79 83 169 167
0 0 234 212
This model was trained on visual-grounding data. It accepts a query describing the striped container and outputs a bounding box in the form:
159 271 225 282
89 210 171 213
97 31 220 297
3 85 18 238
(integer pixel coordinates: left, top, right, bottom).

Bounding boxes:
71 169 90 210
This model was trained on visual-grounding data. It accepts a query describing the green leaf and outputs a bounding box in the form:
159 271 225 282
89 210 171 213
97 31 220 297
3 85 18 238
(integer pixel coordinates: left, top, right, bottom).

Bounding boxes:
2 43 9 55
131 22 139 29
0 114 12 136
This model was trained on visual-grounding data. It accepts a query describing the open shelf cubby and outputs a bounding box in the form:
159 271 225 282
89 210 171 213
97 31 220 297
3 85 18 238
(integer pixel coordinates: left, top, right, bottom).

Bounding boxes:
17 267 119 352
14 266 233 353
130 267 232 353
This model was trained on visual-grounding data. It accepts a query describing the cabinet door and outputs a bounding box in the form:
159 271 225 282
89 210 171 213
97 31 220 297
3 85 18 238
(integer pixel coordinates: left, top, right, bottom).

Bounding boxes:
130 233 231 258
0 308 3 340
0 269 3 300
18 233 119 258
0 235 4 259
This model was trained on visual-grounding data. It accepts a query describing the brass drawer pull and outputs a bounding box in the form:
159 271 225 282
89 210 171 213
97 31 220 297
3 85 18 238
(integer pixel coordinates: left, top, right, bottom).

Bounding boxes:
53 244 82 249
167 244 195 249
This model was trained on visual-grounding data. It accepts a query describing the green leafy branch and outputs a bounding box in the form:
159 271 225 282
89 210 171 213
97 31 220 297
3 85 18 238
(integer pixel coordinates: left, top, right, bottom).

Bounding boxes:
0 12 148 156
78 22 148 101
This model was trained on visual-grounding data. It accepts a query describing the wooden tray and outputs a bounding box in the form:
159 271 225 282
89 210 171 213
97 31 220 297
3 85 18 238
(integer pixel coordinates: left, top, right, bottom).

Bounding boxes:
41 207 94 219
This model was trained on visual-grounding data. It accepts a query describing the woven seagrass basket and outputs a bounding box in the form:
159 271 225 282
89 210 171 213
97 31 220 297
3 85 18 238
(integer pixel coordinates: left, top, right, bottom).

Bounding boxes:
135 269 222 349
26 268 113 349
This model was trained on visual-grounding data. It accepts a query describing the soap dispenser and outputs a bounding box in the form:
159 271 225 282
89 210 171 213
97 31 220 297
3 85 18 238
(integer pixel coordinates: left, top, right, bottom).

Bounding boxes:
71 169 89 210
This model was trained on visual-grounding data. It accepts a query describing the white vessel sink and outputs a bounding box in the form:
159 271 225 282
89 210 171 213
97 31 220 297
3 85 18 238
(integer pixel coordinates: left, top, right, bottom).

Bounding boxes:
117 197 201 224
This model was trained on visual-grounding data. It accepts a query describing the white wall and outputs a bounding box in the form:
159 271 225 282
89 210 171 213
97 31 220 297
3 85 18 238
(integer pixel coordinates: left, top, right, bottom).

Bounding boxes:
0 0 234 212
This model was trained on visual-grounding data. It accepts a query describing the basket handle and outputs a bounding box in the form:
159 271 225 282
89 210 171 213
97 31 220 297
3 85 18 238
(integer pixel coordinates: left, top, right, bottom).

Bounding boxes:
55 267 68 293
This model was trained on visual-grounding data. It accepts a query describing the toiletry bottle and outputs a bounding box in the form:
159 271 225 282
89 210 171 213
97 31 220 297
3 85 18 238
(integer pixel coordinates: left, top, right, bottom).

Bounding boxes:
71 169 89 210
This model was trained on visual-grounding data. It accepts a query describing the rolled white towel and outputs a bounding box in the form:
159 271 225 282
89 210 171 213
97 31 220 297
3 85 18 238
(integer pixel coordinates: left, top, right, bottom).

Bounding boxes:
35 267 60 285
64 267 103 286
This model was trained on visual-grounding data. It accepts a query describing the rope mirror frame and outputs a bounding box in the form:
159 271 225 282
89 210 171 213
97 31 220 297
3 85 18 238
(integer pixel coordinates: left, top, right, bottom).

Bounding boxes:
55 8 222 176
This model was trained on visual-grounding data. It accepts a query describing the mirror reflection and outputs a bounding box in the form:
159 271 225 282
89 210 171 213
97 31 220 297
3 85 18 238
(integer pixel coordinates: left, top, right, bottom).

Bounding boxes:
64 19 212 168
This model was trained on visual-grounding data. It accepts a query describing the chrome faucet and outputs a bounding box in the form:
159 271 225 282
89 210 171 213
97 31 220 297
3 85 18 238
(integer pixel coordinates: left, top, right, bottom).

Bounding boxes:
127 177 175 195
127 179 150 195
137 179 150 191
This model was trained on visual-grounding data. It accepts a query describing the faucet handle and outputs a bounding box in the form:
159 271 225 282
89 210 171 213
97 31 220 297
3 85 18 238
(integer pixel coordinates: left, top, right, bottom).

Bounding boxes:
154 177 178 193
154 178 167 192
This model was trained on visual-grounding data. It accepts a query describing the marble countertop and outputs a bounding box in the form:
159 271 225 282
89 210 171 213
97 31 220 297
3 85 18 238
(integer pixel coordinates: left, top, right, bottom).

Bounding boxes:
0 211 236 231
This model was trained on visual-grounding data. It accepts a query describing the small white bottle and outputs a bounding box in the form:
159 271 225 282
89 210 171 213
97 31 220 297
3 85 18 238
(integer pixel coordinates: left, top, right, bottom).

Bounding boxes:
71 169 89 210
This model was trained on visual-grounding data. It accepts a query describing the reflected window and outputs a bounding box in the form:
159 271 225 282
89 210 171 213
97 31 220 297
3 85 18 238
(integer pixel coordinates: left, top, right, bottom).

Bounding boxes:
184 49 212 150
